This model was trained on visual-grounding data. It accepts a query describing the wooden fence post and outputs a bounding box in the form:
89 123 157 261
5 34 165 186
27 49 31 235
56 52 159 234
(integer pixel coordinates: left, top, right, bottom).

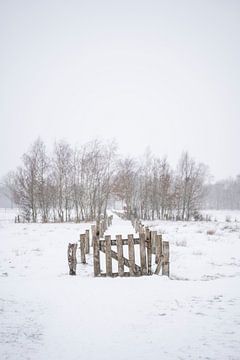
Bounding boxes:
93 235 100 276
105 235 112 276
162 241 170 276
155 235 163 275
128 234 136 276
91 225 96 247
146 229 152 275
155 234 162 264
67 243 77 275
140 232 147 275
80 234 86 264
116 235 124 277
85 230 90 254
151 231 157 254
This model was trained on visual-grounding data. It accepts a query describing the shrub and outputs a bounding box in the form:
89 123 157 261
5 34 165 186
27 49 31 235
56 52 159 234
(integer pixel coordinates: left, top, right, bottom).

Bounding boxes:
207 229 215 235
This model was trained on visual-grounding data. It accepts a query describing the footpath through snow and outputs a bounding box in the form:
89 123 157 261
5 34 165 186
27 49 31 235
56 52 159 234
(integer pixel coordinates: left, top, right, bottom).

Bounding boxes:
105 212 138 238
1 209 240 360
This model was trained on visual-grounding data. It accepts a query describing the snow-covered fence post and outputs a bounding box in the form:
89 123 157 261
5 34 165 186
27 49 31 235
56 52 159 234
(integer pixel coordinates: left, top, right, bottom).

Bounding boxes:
68 243 77 275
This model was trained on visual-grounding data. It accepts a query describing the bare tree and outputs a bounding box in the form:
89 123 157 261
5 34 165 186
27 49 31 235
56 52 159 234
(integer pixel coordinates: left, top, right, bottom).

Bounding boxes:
52 140 73 222
5 138 46 221
113 157 137 219
175 152 207 220
34 139 51 222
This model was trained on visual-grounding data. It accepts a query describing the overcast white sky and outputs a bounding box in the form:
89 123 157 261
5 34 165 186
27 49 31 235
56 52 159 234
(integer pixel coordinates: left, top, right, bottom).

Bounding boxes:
0 0 239 181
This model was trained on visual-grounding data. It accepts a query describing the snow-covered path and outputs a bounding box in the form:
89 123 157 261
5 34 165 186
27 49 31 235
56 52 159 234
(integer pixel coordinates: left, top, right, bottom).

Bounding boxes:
1 209 240 359
105 212 137 238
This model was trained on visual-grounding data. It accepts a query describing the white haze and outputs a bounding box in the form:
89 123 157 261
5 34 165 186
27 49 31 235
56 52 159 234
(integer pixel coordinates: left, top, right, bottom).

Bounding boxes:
0 0 240 180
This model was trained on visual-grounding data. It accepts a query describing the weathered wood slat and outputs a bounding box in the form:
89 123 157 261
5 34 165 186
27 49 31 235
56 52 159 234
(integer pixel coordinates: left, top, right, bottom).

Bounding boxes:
116 235 124 276
91 225 96 246
151 231 157 254
146 229 152 275
67 243 77 275
140 233 147 275
85 230 90 254
105 235 112 276
80 234 86 264
155 234 162 264
162 241 170 276
93 235 100 276
128 234 136 276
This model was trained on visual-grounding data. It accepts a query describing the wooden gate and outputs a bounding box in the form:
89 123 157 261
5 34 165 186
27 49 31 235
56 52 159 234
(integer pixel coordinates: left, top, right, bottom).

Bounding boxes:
93 231 169 277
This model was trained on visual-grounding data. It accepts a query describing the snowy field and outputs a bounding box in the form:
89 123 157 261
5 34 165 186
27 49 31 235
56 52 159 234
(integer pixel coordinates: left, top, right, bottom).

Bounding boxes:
0 209 240 360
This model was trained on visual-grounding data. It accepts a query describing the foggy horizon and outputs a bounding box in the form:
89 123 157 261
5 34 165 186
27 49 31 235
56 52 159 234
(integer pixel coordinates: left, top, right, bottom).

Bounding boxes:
1 0 240 182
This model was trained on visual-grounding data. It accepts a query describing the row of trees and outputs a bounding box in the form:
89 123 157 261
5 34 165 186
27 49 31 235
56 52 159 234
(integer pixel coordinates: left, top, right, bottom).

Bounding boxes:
114 151 208 220
204 176 240 210
5 139 116 222
4 138 208 222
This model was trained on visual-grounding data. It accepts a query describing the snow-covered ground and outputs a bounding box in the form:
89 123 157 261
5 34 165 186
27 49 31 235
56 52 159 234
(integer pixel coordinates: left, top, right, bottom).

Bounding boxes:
1 209 240 359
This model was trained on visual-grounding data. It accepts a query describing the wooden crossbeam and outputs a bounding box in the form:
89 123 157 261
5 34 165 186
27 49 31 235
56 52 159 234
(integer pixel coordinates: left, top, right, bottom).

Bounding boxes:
100 244 142 275
99 238 140 246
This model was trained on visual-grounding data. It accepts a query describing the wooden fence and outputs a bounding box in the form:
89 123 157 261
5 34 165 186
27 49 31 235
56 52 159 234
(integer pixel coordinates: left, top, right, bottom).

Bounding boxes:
93 230 169 277
68 214 170 278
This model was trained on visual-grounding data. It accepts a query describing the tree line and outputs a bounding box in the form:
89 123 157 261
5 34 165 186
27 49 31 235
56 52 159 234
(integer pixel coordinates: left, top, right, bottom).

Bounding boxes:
4 138 208 222
204 176 240 210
